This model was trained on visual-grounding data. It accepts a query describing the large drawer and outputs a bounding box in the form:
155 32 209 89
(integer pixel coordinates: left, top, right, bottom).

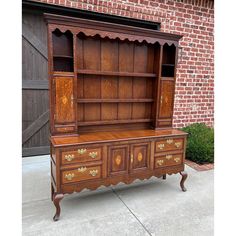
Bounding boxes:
154 153 183 168
61 146 102 165
62 165 101 184
155 137 184 153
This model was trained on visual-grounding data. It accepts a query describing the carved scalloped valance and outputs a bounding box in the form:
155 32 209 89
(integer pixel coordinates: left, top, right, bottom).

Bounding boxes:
45 14 182 46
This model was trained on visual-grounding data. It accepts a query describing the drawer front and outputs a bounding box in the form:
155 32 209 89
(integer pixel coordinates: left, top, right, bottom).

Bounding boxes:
155 153 183 168
155 138 184 152
61 147 102 165
62 165 101 184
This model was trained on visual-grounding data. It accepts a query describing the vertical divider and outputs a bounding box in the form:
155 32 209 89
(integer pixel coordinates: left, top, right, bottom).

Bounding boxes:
73 32 78 134
154 44 163 129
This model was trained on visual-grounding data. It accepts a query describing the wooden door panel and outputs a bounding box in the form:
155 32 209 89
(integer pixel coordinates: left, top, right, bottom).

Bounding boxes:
131 142 150 172
159 80 174 119
55 77 75 123
108 145 129 176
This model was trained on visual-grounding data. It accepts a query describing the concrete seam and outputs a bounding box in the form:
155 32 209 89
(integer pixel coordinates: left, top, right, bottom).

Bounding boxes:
111 188 152 236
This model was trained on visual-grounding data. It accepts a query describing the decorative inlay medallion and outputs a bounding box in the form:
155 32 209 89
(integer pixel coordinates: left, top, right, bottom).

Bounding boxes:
61 95 68 105
137 152 143 162
115 155 122 166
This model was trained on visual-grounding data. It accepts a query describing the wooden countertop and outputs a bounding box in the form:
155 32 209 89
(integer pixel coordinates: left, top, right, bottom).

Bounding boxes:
50 129 187 147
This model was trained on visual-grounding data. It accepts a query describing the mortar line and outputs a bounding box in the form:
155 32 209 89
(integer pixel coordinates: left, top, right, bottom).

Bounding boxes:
111 188 152 236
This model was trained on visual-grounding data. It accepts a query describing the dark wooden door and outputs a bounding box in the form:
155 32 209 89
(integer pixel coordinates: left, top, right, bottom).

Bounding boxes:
108 145 129 176
130 142 150 173
22 10 49 156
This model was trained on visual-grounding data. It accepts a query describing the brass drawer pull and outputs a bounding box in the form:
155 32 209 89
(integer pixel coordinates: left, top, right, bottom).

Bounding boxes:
174 157 181 163
175 142 181 148
65 154 74 162
166 139 173 144
158 144 165 150
156 160 164 166
165 155 173 160
78 148 87 154
78 167 87 172
89 152 98 159
65 173 74 181
89 169 98 177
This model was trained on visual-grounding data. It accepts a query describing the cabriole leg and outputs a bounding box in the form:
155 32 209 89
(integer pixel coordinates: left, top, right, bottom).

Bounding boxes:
53 193 64 221
162 174 166 180
179 171 188 192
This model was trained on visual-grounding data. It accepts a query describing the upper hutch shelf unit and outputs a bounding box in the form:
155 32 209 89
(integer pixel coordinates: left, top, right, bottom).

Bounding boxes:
45 13 188 221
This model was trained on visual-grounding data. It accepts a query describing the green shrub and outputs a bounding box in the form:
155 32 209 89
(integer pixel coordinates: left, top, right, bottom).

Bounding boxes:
181 123 214 164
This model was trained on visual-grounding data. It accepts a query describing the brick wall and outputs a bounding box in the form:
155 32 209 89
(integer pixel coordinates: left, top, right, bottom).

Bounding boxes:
33 0 214 128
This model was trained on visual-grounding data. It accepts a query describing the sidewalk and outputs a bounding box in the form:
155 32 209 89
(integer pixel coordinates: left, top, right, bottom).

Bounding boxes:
22 155 213 236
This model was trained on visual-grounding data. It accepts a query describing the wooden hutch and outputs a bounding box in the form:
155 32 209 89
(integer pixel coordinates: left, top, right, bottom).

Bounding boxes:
44 14 188 221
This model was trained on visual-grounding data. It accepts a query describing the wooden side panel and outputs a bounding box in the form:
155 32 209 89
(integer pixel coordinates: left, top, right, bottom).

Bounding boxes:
108 145 129 176
101 40 118 120
158 80 175 119
118 41 133 119
54 77 75 123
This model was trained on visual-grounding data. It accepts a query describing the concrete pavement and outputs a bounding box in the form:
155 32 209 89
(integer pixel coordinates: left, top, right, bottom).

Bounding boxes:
22 155 213 236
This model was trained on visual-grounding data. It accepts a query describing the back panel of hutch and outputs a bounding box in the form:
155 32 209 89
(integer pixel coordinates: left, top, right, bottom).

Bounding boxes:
45 14 188 221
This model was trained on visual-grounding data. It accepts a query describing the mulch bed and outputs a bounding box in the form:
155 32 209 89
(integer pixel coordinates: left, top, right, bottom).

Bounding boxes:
185 159 214 171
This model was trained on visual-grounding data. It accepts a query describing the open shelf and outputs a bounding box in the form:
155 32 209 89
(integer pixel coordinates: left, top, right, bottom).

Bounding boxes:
53 55 73 59
77 69 156 78
78 119 152 126
77 99 154 103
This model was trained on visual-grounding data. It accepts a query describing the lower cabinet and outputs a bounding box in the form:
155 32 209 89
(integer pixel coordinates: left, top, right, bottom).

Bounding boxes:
108 142 151 176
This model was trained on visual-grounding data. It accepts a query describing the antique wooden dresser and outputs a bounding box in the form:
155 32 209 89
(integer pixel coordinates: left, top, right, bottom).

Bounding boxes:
44 14 188 221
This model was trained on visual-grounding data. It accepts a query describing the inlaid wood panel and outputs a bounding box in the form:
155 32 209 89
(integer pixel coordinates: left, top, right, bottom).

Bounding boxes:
131 142 150 171
158 80 175 119
108 145 129 176
54 77 75 124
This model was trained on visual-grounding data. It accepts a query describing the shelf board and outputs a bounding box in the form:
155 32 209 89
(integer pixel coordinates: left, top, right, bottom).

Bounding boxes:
53 55 73 59
162 64 175 67
78 119 152 126
161 77 174 80
77 98 154 103
77 69 156 77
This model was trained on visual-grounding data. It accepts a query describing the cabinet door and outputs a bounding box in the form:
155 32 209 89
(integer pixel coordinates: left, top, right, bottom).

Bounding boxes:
52 76 76 134
158 80 174 127
130 142 150 172
108 145 129 176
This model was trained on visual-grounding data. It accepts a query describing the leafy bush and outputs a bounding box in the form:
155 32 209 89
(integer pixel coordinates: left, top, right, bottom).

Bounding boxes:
181 123 214 164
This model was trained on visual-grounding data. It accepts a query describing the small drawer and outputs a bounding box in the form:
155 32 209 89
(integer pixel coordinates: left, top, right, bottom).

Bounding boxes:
155 153 183 168
61 147 102 165
155 138 184 153
62 165 101 184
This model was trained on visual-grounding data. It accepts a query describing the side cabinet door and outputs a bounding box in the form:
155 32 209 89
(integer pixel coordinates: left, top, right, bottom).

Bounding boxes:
158 80 175 127
52 76 76 134
108 145 129 176
130 142 150 173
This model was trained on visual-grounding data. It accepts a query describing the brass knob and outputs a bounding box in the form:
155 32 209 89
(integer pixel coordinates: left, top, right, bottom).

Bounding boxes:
156 160 164 166
130 154 134 163
166 139 173 144
89 152 98 159
78 167 87 173
174 157 181 163
65 154 74 162
78 148 87 154
175 142 181 148
165 155 173 160
65 173 74 181
89 169 98 177
158 144 165 150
